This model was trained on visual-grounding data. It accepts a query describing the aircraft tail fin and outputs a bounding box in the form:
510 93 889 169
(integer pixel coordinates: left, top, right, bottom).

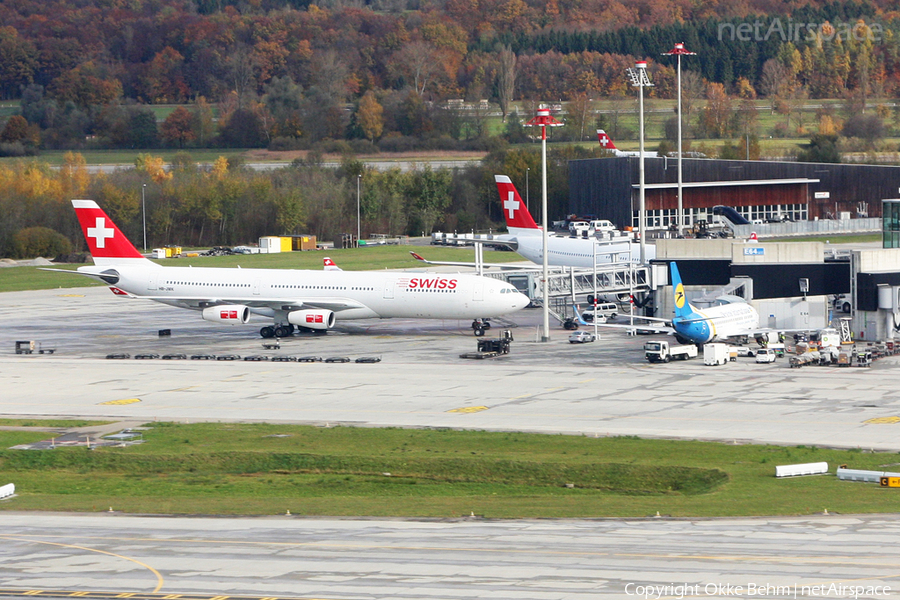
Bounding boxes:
72 200 154 267
670 262 694 320
494 175 540 236
597 129 619 151
323 257 342 271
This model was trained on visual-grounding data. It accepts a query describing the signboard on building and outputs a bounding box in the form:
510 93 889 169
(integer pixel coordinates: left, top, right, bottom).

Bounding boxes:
743 247 765 256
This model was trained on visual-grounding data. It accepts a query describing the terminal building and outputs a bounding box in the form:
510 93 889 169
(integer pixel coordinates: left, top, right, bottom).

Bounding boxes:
569 157 900 231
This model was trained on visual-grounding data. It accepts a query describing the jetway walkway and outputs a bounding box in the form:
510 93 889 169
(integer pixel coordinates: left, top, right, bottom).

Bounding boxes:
483 263 650 324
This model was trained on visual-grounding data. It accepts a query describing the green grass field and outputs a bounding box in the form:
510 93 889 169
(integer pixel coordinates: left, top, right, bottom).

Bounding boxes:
0 245 518 293
0 422 897 517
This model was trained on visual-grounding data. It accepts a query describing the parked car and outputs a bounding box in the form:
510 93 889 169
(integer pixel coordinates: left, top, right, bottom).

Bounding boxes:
243 355 269 361
162 353 187 360
297 356 323 363
569 331 596 344
355 356 382 363
755 348 778 363
134 353 160 359
324 356 351 363
216 354 241 361
271 356 298 362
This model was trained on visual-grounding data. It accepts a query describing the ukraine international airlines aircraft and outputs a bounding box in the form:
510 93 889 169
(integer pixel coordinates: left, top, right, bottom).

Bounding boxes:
668 262 760 344
54 200 528 337
595 262 794 345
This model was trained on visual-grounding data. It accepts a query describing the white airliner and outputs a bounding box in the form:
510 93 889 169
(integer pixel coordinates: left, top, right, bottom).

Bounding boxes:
494 175 654 267
597 130 659 158
50 200 529 338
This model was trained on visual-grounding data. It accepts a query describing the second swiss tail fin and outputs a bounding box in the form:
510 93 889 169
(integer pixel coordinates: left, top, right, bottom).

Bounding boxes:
72 200 153 267
494 175 540 236
323 257 342 271
670 262 694 320
597 130 618 151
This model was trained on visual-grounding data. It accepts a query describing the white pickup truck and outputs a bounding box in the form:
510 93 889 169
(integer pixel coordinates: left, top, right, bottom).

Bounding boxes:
644 340 698 363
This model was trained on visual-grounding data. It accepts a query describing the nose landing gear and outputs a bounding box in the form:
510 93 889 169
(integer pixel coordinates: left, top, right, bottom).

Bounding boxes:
471 319 492 337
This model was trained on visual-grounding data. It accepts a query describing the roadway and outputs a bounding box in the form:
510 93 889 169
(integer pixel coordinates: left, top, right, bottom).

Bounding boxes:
84 160 478 175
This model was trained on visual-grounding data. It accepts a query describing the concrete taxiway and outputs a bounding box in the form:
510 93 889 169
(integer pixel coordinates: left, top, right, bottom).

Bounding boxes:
2 286 900 451
1 513 899 599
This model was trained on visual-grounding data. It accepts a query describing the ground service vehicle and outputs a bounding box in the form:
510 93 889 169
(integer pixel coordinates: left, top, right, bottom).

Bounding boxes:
755 348 777 363
581 302 618 321
704 343 730 366
644 340 698 363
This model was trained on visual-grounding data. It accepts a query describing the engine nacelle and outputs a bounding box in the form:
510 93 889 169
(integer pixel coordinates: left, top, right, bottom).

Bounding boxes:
202 304 251 325
287 309 336 330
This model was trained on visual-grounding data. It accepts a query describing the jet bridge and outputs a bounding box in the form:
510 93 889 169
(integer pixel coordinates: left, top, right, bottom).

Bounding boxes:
483 263 650 324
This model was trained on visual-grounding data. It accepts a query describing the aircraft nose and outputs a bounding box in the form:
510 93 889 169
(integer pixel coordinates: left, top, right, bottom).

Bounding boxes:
513 291 530 307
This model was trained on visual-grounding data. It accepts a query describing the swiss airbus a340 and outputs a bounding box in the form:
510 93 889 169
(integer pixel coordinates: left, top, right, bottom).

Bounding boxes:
51 200 528 337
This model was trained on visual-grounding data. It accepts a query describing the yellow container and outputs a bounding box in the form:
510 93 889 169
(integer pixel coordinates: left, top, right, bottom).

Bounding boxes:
280 237 292 252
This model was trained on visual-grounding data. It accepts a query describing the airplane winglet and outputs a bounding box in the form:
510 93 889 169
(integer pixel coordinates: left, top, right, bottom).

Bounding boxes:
410 251 427 262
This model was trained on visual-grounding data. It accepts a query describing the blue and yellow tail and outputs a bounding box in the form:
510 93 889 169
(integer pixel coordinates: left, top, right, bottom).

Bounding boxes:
670 262 694 320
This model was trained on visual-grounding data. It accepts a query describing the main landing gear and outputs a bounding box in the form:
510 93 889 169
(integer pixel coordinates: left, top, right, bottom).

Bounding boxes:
261 324 295 338
471 319 492 337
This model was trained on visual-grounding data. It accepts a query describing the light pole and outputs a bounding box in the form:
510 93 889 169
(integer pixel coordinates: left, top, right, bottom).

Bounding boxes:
141 183 147 253
525 167 530 213
662 42 696 236
627 61 653 264
356 174 361 248
526 106 562 342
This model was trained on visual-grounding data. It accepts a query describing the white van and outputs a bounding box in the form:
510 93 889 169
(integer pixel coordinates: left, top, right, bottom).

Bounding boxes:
589 219 616 233
581 302 618 322
568 221 590 234
755 348 777 363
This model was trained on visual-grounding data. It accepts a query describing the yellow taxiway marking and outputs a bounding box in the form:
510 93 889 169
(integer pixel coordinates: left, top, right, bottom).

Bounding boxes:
864 416 900 424
0 592 325 600
56 294 85 297
578 378 596 383
446 406 489 414
0 536 164 593
100 399 141 406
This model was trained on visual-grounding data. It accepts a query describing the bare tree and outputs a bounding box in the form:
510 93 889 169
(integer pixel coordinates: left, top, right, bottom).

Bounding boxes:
227 46 257 109
391 41 443 97
497 46 516 122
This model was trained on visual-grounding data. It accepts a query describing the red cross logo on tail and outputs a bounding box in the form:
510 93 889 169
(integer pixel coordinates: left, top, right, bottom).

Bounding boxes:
597 130 618 150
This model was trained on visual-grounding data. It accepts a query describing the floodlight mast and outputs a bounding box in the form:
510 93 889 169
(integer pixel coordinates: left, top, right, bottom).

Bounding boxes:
626 61 653 264
526 106 562 342
662 42 696 237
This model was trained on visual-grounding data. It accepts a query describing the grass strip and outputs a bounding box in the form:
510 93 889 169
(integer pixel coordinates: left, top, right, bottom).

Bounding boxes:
0 423 898 518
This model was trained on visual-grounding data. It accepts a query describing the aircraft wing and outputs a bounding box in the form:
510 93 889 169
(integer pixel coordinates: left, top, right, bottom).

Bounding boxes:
409 251 539 271
139 295 370 313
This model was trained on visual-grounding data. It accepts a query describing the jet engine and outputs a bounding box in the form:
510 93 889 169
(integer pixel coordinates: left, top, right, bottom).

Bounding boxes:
202 305 251 325
287 309 336 330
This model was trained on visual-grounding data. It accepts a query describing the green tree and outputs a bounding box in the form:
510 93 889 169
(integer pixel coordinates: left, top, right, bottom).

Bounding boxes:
796 134 840 163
